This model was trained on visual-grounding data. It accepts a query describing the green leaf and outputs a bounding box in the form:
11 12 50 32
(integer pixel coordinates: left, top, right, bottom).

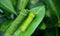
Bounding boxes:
44 27 59 36
44 10 58 28
44 30 55 36
38 22 46 30
52 0 60 21
0 20 13 32
28 0 41 9
10 0 16 7
13 6 45 36
0 0 17 15
45 0 60 27
45 0 58 15
58 22 60 27
17 0 29 10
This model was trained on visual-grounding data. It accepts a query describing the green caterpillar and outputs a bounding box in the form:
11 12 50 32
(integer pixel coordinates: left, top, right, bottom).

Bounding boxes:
12 12 35 36
20 12 35 32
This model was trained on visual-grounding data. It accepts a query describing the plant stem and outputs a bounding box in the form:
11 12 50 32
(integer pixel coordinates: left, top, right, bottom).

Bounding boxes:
4 9 28 36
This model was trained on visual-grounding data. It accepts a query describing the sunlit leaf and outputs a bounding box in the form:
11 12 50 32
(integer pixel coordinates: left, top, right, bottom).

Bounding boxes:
13 6 45 36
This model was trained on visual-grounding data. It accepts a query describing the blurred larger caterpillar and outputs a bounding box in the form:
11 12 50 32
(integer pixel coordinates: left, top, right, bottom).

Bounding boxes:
4 9 28 36
20 12 35 32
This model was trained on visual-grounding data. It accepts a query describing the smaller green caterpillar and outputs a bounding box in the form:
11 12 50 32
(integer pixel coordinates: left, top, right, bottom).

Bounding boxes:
20 12 35 32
